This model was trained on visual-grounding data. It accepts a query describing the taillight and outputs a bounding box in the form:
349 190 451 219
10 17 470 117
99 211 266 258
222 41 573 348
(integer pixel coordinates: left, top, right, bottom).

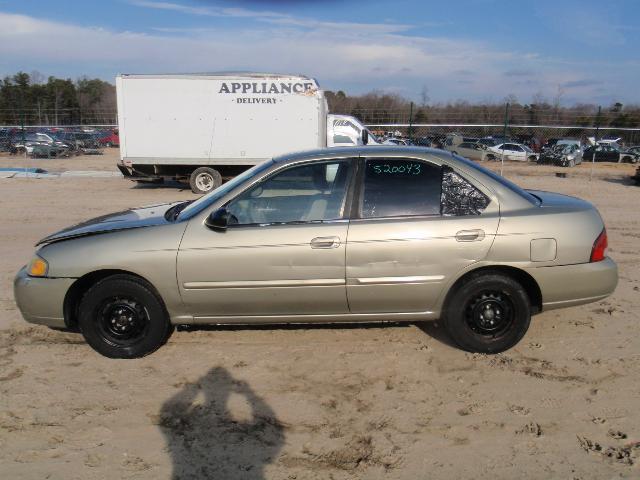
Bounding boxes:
590 228 608 262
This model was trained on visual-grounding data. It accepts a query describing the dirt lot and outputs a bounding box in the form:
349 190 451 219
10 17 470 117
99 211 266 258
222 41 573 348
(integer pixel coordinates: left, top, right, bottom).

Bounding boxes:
1 150 639 479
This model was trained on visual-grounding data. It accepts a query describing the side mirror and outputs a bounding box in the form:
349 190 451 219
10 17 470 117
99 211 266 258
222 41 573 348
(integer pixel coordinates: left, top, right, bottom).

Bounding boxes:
362 129 369 145
205 207 230 231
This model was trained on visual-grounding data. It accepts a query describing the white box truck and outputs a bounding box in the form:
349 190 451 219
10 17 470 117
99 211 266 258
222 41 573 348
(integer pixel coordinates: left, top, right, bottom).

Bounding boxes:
116 73 377 193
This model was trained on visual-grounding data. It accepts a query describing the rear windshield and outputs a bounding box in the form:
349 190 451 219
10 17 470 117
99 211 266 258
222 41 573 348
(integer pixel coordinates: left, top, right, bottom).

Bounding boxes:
453 154 541 205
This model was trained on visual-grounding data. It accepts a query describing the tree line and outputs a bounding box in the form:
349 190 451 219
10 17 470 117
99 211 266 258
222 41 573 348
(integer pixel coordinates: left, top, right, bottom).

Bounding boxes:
326 90 640 128
0 71 115 125
1 71 638 128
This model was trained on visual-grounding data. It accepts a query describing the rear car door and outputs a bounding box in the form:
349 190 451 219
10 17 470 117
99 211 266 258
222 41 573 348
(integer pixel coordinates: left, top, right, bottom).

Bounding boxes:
345 156 499 314
177 159 355 318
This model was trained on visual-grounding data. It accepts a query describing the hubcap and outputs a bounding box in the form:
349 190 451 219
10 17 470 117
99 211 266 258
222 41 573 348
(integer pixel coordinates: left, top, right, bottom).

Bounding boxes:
466 291 514 337
98 297 148 344
195 173 213 191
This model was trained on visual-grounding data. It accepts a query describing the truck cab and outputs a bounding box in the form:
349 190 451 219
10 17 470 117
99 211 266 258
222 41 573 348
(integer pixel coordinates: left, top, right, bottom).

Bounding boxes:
327 114 379 147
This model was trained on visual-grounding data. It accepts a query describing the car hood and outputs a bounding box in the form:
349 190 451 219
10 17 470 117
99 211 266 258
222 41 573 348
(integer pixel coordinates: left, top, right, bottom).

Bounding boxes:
37 202 181 245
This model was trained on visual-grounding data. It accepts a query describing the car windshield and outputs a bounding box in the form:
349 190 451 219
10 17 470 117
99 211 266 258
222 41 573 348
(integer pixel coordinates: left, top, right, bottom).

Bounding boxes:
453 154 541 205
177 161 274 220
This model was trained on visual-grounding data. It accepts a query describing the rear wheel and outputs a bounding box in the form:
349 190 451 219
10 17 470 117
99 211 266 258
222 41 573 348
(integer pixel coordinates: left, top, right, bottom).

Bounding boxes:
190 167 222 194
443 273 531 353
78 275 173 358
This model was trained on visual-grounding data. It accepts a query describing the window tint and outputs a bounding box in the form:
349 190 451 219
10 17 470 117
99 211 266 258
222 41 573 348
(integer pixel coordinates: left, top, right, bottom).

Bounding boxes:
227 160 352 225
361 158 441 218
441 167 490 216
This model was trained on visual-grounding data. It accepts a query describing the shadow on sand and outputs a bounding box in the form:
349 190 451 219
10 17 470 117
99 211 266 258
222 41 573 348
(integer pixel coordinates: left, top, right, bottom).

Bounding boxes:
159 367 284 480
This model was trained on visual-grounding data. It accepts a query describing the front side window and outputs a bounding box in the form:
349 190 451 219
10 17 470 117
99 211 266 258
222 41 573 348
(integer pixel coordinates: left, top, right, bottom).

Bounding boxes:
361 158 442 218
227 160 352 225
333 134 354 145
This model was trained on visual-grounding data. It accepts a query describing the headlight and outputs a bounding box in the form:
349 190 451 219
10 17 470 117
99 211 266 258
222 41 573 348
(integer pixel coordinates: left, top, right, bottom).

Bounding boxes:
27 256 48 277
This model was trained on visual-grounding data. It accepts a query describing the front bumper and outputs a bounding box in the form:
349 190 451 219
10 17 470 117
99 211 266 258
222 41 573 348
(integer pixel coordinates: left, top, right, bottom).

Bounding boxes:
13 267 75 328
525 257 618 311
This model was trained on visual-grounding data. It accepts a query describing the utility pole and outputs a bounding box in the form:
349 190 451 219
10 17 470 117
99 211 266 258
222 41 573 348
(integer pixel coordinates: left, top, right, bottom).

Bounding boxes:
500 102 509 176
408 102 414 141
591 105 601 181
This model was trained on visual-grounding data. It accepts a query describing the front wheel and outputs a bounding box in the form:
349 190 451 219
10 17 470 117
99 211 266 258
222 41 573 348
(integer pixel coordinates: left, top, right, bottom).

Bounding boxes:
78 275 173 358
443 273 531 353
190 167 222 194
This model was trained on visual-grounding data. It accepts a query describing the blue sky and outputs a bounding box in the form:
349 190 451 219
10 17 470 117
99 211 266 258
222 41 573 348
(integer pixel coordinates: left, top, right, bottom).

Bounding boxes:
0 0 638 105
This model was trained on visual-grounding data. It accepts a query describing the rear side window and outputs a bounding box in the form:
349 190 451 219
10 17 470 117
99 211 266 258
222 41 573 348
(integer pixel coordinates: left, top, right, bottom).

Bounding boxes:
361 158 442 218
441 167 490 216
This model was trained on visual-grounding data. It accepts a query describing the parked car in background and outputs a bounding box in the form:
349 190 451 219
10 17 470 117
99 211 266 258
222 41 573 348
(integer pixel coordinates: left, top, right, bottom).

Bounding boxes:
444 133 479 153
538 143 583 167
98 129 120 147
12 132 71 157
449 141 492 161
476 136 515 149
55 131 102 152
582 144 624 163
415 135 445 149
514 135 543 153
14 146 617 358
620 146 640 163
383 137 410 146
485 143 538 162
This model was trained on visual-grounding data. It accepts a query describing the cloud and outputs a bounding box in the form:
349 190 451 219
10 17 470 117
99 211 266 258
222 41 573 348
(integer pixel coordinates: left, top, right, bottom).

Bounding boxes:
503 69 534 77
0 9 635 104
561 79 603 89
131 0 412 34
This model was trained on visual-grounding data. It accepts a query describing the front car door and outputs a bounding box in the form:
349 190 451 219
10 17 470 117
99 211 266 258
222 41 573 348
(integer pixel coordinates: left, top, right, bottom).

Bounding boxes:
346 156 499 314
177 158 355 320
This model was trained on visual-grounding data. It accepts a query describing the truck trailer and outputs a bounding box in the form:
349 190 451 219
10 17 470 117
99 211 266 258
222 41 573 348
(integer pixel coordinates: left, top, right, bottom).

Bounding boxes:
116 73 377 193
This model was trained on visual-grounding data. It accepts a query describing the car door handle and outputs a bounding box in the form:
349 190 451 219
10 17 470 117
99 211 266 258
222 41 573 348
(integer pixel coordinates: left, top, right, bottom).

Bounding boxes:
456 229 485 242
310 236 341 249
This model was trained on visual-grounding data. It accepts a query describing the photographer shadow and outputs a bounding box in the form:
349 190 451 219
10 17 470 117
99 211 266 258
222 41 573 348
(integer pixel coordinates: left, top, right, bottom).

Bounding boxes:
159 367 284 480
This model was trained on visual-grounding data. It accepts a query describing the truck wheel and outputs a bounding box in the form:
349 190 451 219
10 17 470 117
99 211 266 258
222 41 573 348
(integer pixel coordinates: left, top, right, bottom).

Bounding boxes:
443 272 531 354
190 167 222 194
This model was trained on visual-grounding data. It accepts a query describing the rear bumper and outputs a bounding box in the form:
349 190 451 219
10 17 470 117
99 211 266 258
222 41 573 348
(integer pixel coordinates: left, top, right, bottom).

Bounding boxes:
13 267 74 328
525 257 618 311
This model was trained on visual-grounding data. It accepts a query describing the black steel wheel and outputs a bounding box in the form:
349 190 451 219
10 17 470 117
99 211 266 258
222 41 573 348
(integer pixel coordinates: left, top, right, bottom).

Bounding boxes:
443 272 531 353
79 274 172 358
465 291 514 337
96 296 150 346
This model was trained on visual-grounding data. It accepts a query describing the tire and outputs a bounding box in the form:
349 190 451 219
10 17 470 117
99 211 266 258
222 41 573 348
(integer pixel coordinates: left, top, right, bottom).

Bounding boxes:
528 155 537 162
190 167 222 194
486 154 496 161
78 274 173 358
443 272 531 354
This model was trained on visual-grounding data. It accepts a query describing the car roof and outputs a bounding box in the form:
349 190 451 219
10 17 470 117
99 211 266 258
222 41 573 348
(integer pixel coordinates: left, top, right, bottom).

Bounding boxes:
273 146 452 164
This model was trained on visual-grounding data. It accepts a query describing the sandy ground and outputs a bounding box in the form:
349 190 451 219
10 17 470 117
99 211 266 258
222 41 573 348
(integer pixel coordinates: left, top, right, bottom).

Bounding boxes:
0 150 639 479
